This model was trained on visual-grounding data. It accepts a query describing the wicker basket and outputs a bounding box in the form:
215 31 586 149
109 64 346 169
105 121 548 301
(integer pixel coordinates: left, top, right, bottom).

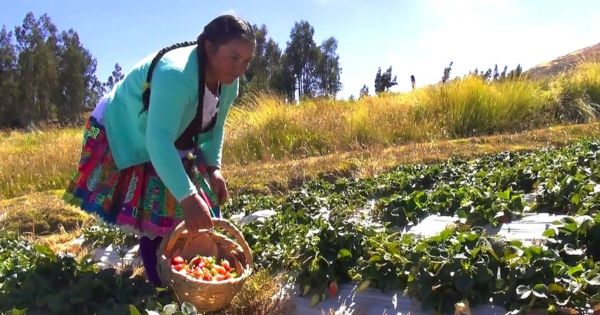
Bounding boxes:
157 218 254 312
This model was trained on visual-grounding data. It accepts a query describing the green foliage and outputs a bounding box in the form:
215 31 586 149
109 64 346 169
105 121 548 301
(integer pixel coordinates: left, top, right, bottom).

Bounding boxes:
414 75 548 137
229 138 600 313
374 66 397 94
81 223 139 249
0 231 178 314
0 12 101 128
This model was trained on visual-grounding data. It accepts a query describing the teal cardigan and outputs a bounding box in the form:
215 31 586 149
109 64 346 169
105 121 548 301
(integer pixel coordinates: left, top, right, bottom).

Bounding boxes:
103 45 238 202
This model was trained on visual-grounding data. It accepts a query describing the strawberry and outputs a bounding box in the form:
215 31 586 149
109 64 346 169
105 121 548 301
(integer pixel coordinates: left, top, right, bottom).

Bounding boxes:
172 263 184 272
214 265 227 276
171 256 184 265
328 281 338 298
221 259 231 272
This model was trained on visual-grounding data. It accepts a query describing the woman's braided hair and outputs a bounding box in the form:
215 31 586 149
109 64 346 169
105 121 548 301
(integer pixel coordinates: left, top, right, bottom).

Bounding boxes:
140 15 254 150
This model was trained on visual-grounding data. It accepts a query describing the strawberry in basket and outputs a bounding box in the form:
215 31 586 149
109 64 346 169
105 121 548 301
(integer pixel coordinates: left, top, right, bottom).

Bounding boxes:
159 219 253 312
170 255 239 281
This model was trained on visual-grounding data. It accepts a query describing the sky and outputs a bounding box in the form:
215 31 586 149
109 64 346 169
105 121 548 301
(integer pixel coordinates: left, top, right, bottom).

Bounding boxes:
1 0 599 99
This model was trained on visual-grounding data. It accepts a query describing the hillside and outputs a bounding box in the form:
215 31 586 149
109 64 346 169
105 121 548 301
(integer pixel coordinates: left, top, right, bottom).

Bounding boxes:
525 41 600 79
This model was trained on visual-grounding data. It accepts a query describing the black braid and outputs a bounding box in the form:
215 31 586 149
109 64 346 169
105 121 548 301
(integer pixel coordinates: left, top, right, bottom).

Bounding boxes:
139 40 197 115
173 34 207 150
196 34 207 138
138 15 256 150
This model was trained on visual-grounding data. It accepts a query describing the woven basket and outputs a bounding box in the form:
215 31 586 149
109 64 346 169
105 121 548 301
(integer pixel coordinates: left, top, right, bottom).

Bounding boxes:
157 218 254 312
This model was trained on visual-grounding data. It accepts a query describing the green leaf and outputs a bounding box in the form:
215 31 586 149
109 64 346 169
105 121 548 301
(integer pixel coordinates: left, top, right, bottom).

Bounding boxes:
548 283 566 296
464 233 478 242
567 264 585 277
455 274 474 293
129 305 142 315
181 302 198 314
586 276 600 286
33 244 55 257
310 294 320 307
498 189 511 200
532 284 548 298
358 280 370 292
570 193 581 206
163 304 178 315
516 285 531 299
564 244 584 256
542 228 556 238
562 222 578 233
11 309 27 315
337 248 352 260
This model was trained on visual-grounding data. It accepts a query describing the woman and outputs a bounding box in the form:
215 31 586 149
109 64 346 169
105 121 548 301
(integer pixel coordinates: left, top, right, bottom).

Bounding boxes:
65 14 255 286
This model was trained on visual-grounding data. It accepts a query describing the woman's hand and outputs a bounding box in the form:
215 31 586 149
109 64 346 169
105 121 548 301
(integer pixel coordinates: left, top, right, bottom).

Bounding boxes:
180 193 214 232
208 169 228 205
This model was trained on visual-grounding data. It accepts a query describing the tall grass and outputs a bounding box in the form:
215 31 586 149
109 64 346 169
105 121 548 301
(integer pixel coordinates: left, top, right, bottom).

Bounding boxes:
549 62 600 122
225 92 440 163
412 75 549 137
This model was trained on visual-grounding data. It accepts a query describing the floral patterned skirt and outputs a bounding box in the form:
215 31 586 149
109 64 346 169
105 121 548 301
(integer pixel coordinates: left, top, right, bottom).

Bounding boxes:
64 117 220 238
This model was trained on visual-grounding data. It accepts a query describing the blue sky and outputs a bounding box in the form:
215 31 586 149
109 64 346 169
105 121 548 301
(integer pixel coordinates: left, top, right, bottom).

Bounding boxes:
2 0 599 99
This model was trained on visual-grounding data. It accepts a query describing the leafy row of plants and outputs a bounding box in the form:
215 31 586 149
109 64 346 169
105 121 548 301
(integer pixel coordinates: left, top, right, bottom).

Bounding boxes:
231 138 600 313
350 224 600 313
0 230 195 314
241 207 600 313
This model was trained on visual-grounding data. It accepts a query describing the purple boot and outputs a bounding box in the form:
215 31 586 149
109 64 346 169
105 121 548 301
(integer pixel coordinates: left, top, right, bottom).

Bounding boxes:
139 236 164 286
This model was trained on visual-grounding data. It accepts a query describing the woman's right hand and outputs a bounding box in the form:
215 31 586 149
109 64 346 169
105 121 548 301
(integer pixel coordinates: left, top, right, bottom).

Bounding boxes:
179 193 214 232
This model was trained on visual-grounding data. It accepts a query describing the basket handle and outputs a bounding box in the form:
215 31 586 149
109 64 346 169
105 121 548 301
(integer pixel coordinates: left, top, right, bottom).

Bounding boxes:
164 218 254 269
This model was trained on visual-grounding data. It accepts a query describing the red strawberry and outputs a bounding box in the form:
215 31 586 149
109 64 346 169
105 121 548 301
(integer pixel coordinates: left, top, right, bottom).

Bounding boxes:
171 256 184 265
172 263 184 272
221 260 231 271
328 281 338 298
214 265 227 276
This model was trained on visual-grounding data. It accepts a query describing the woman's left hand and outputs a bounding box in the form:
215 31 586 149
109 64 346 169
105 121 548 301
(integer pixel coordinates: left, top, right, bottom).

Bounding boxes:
208 169 228 205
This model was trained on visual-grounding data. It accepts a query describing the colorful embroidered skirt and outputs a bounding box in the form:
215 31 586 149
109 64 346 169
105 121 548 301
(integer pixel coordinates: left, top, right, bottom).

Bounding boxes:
64 117 220 238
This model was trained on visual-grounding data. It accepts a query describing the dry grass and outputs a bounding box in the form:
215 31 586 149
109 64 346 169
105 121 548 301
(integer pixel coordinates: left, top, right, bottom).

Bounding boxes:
35 232 92 261
0 127 82 199
0 189 92 236
224 62 600 163
225 92 434 163
0 188 93 259
218 270 293 315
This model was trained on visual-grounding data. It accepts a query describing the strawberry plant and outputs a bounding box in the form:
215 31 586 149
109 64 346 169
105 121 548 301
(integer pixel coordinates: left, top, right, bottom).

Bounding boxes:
0 231 177 314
